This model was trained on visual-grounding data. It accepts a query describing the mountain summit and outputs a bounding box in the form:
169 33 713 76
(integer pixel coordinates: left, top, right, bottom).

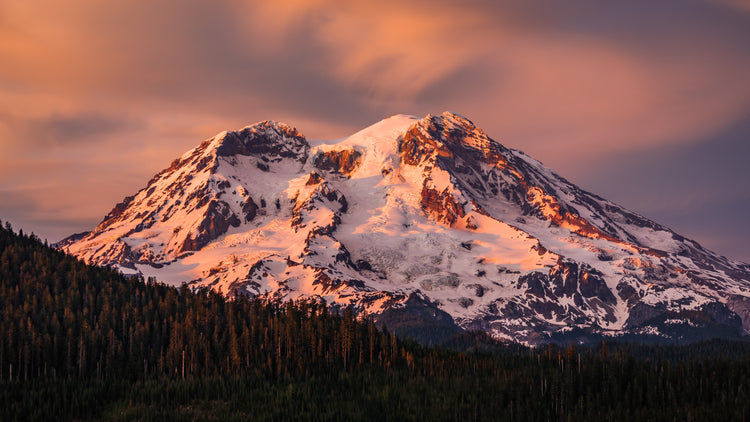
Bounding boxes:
59 112 750 345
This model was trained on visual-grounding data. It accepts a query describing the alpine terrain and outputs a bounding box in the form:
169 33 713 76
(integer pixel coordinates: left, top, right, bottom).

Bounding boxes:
59 112 750 345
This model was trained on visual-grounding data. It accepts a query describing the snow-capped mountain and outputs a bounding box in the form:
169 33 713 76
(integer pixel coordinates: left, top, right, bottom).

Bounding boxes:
59 112 750 345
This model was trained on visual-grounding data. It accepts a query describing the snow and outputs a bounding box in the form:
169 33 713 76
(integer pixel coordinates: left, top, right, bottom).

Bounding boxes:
60 113 750 345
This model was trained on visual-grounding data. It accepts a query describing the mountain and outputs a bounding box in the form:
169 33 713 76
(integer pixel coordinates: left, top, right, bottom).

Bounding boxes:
7 222 750 420
59 112 750 345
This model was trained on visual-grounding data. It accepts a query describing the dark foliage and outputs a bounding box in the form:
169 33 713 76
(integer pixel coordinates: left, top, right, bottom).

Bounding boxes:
1 219 750 421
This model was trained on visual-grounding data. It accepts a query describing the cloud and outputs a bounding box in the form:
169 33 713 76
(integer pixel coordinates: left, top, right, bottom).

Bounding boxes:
236 0 750 161
0 111 144 147
3 0 748 146
705 0 750 14
1 0 749 259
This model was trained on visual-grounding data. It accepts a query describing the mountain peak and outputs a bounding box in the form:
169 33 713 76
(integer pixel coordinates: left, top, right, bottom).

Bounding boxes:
428 110 476 128
401 111 507 168
59 112 750 345
419 111 485 141
215 120 308 162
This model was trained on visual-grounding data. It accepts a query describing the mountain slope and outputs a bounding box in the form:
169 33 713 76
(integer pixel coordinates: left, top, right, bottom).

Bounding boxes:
60 112 750 344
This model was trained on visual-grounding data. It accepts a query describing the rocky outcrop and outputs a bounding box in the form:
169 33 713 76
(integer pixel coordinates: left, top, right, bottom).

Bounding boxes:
549 260 615 304
314 149 362 177
100 195 135 225
420 182 465 226
180 200 240 252
726 296 750 334
216 121 309 163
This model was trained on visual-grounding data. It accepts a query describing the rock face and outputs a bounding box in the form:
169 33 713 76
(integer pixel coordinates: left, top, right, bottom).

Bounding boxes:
314 149 362 177
60 112 750 345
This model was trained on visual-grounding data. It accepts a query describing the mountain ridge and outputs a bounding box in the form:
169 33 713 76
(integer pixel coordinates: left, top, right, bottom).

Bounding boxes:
59 111 750 345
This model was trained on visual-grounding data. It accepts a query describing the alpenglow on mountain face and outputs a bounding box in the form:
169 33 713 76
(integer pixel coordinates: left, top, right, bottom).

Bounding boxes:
59 112 750 345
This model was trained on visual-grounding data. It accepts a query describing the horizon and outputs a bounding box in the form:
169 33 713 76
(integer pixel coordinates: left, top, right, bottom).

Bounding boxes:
1 0 749 263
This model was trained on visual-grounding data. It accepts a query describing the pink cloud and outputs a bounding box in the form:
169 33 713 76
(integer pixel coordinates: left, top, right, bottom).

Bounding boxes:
1 0 749 261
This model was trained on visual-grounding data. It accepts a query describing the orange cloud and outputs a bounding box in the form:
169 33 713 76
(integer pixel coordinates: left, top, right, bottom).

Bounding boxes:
239 0 750 160
1 0 749 261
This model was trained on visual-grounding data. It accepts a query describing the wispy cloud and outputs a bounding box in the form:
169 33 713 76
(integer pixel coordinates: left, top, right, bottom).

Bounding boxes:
1 0 749 260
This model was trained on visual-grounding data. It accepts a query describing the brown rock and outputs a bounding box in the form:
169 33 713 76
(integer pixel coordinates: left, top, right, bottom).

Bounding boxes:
420 182 465 226
314 149 362 177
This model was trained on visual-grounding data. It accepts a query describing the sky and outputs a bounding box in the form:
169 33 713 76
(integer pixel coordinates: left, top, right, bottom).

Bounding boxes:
1 0 749 263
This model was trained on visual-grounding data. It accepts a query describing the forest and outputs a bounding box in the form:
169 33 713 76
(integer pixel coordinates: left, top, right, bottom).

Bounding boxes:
1 219 749 421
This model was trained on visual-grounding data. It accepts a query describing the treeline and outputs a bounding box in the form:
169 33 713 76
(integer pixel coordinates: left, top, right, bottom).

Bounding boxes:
0 220 400 382
1 220 750 421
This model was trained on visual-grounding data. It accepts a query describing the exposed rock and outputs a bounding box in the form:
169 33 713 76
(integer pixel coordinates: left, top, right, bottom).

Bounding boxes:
625 303 665 328
616 281 640 306
420 182 465 226
727 296 750 334
215 121 309 163
314 149 362 177
579 267 616 304
95 195 135 231
306 171 322 185
465 283 486 297
550 260 580 297
375 293 463 346
701 302 743 329
242 197 258 222
180 200 240 252
54 231 90 249
518 272 550 298
456 297 474 308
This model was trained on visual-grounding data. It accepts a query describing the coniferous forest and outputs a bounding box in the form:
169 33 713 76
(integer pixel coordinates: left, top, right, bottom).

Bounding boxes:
1 220 750 421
